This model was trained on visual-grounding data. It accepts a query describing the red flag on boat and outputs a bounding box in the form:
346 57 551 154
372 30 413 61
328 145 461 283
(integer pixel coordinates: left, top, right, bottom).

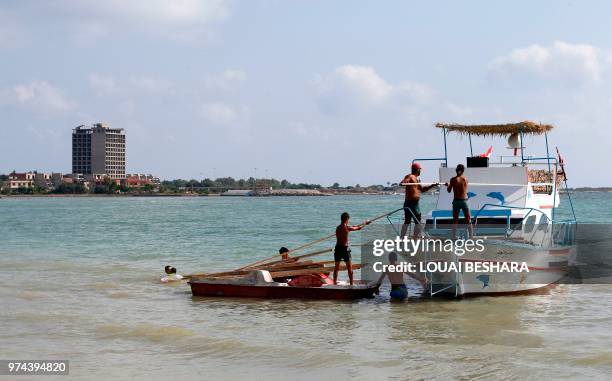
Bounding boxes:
479 146 493 158
557 149 565 165
556 146 567 181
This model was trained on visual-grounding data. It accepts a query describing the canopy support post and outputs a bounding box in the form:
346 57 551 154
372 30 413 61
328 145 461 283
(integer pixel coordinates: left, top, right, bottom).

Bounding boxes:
545 132 552 192
520 130 525 165
443 128 448 167
468 133 473 156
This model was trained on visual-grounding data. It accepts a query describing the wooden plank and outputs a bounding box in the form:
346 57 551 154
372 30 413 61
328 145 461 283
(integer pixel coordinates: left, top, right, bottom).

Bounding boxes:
263 260 337 271
269 263 363 278
186 260 334 279
192 263 364 281
238 248 332 270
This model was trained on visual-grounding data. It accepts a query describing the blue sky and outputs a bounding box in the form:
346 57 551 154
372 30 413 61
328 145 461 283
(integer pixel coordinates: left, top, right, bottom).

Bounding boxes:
1 1 611 186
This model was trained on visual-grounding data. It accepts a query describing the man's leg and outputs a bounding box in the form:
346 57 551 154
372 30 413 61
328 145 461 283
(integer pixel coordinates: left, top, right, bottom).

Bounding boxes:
333 261 341 285
464 209 474 238
346 259 353 285
412 213 422 239
452 209 459 240
400 218 411 237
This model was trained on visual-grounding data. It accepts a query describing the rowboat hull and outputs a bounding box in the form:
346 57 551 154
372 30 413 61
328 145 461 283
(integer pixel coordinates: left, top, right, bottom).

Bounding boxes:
189 281 379 300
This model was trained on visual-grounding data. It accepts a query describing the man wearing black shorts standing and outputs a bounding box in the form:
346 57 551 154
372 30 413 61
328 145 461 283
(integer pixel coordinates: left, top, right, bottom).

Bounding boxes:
334 212 370 285
400 162 439 237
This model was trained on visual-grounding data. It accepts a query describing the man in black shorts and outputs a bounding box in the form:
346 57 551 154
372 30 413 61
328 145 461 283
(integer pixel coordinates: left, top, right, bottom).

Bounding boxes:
400 162 439 237
334 212 370 285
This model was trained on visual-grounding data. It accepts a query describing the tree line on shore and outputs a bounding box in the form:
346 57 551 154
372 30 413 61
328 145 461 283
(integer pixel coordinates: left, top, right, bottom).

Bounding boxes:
0 174 394 195
159 177 394 193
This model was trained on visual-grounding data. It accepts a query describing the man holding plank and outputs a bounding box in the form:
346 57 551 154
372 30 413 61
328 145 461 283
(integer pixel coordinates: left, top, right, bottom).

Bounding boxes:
334 212 370 285
400 162 439 237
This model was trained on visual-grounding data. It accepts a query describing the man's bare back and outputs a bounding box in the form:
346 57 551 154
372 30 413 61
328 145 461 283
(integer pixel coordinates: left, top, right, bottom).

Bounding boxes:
336 223 352 246
448 175 468 199
385 268 405 285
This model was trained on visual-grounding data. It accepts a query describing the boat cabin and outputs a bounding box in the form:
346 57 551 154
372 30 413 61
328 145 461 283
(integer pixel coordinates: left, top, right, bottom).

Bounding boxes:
413 122 575 238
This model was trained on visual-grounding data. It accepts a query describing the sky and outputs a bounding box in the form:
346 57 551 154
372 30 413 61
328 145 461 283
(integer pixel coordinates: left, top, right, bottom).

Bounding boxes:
1 0 611 186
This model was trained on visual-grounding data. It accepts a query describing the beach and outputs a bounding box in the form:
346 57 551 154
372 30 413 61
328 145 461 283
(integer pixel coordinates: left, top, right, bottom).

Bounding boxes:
1 194 612 380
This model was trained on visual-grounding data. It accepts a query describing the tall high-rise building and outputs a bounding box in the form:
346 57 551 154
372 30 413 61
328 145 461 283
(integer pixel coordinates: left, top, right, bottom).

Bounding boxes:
72 123 126 179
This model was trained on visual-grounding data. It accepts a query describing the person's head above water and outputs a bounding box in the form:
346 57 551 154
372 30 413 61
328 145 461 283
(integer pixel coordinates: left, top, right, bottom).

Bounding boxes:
456 164 465 175
411 162 422 175
388 251 398 264
279 246 290 259
164 266 177 275
341 212 350 223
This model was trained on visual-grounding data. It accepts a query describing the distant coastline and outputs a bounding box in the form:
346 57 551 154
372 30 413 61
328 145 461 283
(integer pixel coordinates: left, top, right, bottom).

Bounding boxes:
567 187 612 192
1 187 610 199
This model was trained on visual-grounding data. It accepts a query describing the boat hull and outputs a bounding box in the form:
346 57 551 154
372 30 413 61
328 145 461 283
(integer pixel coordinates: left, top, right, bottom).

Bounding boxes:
189 282 379 300
419 241 575 297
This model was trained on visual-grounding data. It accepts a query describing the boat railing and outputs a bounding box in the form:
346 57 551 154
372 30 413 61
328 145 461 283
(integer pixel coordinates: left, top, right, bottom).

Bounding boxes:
473 203 543 237
473 203 576 246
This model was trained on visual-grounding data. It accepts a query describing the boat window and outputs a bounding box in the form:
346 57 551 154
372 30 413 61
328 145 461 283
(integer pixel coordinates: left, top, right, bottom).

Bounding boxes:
524 215 538 233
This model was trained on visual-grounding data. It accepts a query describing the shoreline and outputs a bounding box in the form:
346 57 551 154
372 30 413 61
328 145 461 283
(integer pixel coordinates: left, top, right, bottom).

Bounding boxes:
1 189 608 199
0 192 402 198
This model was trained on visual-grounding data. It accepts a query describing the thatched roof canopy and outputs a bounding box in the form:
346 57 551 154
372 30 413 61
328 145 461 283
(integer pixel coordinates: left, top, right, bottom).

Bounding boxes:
435 121 554 136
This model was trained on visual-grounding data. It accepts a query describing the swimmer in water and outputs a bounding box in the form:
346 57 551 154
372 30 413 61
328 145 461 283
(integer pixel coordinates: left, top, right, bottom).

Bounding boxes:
161 265 184 283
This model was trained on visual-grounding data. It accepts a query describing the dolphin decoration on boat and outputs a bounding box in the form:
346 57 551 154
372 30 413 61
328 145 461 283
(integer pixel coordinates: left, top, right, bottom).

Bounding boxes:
486 191 505 205
467 192 477 199
476 274 490 288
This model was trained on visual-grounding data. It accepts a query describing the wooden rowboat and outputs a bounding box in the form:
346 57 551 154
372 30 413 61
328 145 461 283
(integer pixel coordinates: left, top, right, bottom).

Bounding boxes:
189 270 378 300
189 280 379 300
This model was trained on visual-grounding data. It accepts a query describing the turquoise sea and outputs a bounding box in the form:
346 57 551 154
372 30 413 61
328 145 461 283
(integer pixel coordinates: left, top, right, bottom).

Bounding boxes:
1 193 612 380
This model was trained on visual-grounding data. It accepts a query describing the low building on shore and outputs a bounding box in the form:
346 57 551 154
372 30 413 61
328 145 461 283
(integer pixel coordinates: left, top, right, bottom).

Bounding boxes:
7 171 35 189
221 189 254 196
122 174 161 190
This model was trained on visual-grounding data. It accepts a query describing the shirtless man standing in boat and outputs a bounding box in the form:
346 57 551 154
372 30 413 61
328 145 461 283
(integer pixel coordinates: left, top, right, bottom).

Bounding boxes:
334 212 370 285
445 164 474 239
400 162 438 237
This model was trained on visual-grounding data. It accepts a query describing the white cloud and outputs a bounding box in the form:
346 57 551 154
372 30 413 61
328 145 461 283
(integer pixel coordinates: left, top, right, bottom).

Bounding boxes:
89 74 172 96
205 69 247 90
199 102 247 125
89 74 117 96
2 81 75 114
129 76 173 94
66 0 231 27
0 1 236 49
222 69 246 81
12 0 233 43
488 41 612 86
314 65 432 114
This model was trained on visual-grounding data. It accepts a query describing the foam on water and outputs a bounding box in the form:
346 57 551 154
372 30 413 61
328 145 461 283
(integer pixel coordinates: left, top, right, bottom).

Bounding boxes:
96 323 197 342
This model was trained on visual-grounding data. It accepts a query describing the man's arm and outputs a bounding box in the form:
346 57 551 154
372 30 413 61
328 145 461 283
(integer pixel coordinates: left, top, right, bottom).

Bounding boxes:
446 178 454 193
349 220 371 231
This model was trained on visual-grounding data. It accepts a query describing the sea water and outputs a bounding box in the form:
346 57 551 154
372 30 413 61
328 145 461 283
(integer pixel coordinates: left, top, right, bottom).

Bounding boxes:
1 193 612 380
